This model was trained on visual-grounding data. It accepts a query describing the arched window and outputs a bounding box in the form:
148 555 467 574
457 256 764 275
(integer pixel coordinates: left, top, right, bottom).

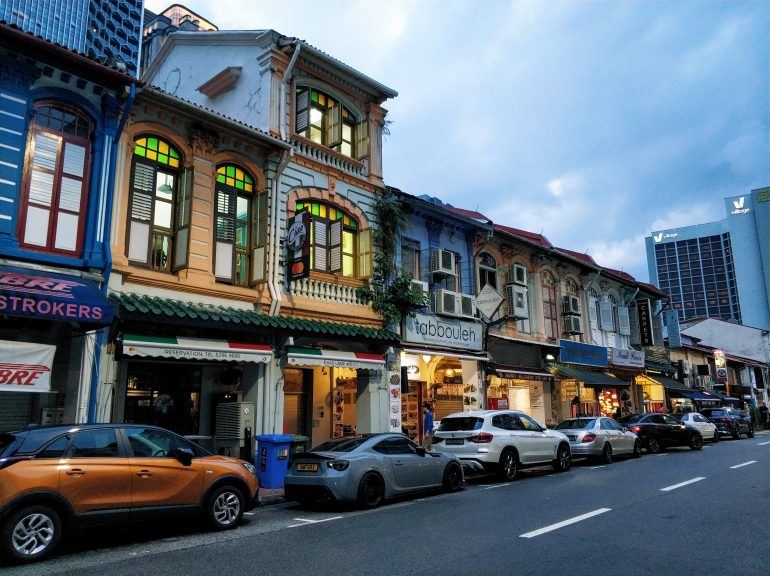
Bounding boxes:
294 87 367 159
565 278 579 295
127 135 185 273
19 103 92 255
295 201 370 278
214 164 258 286
541 271 558 340
477 252 497 290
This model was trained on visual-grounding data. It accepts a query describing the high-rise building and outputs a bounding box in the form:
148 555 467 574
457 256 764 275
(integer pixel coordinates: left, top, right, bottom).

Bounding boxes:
646 187 770 330
0 0 144 76
141 4 217 73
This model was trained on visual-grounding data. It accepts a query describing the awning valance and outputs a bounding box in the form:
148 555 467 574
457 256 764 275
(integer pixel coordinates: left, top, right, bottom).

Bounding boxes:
401 347 488 362
671 389 721 402
553 364 630 387
489 364 553 380
122 334 272 363
643 374 688 391
287 347 384 370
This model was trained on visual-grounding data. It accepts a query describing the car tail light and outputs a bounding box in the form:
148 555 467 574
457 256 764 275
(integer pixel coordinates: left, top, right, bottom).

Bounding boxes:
581 433 597 443
326 460 350 471
628 426 641 433
0 455 33 471
467 432 493 443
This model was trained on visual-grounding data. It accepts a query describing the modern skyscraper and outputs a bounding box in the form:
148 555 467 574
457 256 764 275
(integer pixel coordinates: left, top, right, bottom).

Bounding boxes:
0 0 144 76
141 4 217 72
646 188 770 330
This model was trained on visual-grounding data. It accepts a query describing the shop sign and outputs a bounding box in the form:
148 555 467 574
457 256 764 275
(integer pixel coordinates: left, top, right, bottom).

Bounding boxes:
636 299 653 346
287 347 385 371
0 340 55 393
286 212 310 282
0 266 113 324
388 370 402 433
644 345 670 365
714 350 727 383
665 308 682 348
404 313 483 352
558 340 608 368
122 335 272 363
610 348 645 368
475 284 504 319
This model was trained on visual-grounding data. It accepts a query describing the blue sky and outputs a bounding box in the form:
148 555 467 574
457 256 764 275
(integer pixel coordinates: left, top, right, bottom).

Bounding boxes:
146 0 768 281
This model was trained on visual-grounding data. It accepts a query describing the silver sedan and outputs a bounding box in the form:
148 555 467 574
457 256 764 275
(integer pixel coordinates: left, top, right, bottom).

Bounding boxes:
553 417 642 463
284 433 464 508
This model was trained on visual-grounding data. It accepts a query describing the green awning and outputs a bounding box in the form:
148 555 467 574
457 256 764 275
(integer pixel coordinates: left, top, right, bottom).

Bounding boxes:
645 361 676 375
553 364 630 387
110 293 399 342
646 374 688 391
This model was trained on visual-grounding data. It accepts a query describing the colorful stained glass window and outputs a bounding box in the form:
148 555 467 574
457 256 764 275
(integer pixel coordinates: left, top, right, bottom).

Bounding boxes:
216 164 254 192
134 136 180 168
295 202 357 229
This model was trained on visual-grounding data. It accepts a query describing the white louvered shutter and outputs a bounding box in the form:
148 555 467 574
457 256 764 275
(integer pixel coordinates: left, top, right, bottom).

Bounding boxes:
599 300 614 332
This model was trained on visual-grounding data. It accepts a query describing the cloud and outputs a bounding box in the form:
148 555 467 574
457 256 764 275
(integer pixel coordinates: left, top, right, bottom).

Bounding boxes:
587 236 647 274
649 203 721 233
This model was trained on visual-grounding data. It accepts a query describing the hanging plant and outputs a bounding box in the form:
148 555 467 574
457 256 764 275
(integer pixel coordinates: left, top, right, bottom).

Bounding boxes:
357 195 430 325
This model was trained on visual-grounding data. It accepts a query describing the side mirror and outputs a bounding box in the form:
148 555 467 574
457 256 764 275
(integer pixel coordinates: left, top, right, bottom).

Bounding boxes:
170 447 194 466
415 446 427 457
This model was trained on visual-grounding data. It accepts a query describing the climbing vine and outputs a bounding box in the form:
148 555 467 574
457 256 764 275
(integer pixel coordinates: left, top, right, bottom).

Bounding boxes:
357 195 430 325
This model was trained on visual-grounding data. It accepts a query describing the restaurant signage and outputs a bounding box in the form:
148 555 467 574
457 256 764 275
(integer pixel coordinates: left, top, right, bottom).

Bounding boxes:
0 340 55 393
610 348 645 368
559 340 608 368
404 313 483 352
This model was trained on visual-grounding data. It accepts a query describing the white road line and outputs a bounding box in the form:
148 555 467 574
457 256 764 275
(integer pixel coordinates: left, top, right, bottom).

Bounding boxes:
519 508 611 538
729 460 757 469
481 483 508 490
653 453 668 456
757 441 770 446
589 465 606 469
660 477 706 492
288 516 342 528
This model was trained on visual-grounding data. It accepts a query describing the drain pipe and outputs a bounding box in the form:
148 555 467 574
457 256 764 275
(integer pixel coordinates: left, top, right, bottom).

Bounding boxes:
267 149 292 317
279 40 301 141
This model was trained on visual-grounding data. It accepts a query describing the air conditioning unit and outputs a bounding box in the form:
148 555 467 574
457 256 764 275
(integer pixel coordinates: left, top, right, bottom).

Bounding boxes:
507 263 527 286
431 249 456 276
505 284 529 319
410 279 429 299
562 295 581 315
460 294 476 318
215 402 255 447
564 315 583 334
433 289 461 317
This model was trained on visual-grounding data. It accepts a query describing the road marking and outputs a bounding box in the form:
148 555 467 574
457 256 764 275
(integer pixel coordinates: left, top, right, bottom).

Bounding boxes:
660 477 705 492
589 465 606 469
653 453 668 456
729 461 757 469
481 483 508 490
757 441 770 446
244 512 255 516
519 508 612 538
288 516 342 528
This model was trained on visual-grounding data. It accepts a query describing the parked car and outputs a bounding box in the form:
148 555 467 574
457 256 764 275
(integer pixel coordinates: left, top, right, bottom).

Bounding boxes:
284 433 463 509
618 413 703 453
675 412 719 442
0 424 258 564
432 410 571 480
553 417 641 463
699 407 754 439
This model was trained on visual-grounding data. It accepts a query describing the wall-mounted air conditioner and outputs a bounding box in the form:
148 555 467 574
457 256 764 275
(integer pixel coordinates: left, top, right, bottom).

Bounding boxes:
507 263 527 286
460 294 477 318
215 402 255 447
433 289 461 317
431 249 456 276
410 279 429 299
564 315 583 334
562 295 581 315
505 284 529 319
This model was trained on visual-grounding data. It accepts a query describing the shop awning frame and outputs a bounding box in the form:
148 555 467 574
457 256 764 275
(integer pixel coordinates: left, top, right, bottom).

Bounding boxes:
122 334 273 363
671 389 721 403
489 364 553 379
642 374 688 391
553 364 631 387
286 347 385 370
402 347 489 362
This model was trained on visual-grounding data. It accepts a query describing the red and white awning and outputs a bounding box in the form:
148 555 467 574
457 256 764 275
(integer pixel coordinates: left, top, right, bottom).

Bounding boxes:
122 334 272 363
286 347 384 370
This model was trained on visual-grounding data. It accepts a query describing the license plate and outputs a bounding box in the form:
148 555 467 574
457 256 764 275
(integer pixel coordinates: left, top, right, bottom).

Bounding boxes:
446 439 464 445
567 435 578 441
296 463 318 472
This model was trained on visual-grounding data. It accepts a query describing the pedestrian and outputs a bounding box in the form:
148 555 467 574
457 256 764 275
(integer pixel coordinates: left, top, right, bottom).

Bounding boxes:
613 406 622 421
422 402 434 450
759 402 768 428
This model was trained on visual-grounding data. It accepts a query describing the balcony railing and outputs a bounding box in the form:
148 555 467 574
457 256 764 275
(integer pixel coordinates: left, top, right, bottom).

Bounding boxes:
291 137 367 179
290 277 368 306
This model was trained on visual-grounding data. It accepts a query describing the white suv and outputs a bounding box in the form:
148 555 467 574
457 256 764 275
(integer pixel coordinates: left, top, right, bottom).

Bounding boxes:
432 410 571 480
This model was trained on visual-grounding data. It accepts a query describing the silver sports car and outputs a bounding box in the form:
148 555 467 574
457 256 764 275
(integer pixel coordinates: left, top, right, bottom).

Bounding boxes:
284 433 464 508
553 417 642 463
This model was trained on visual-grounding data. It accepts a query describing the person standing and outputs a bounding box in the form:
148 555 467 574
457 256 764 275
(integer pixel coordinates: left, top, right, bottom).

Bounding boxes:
759 402 768 428
422 402 434 450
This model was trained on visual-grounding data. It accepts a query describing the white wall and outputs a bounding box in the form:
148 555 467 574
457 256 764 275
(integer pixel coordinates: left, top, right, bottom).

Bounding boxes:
682 319 769 363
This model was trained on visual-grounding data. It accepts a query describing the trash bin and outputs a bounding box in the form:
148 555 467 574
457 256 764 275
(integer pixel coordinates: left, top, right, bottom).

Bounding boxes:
289 435 309 459
255 434 292 489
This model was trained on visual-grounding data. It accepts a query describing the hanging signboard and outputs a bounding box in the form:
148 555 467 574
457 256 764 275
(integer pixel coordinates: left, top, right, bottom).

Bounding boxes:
610 348 645 368
665 308 682 349
404 313 483 352
714 349 727 383
475 284 504 319
636 298 654 346
0 340 56 393
286 211 310 282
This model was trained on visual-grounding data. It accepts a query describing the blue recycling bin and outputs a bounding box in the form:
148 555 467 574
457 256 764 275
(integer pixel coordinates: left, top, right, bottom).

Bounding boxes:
255 434 293 488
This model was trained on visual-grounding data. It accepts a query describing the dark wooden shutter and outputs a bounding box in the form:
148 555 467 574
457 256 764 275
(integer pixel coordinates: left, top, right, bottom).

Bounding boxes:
127 160 155 263
295 87 310 134
329 219 343 273
172 167 193 271
354 120 369 160
250 192 269 284
312 217 328 272
326 103 342 147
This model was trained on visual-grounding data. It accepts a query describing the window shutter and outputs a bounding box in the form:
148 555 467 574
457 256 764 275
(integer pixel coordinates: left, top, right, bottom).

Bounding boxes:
628 304 641 345
215 187 236 280
515 286 529 318
588 298 598 328
358 228 372 278
617 306 631 335
295 87 310 133
329 219 343 273
250 193 268 284
173 167 193 271
354 119 369 160
599 300 614 331
326 103 342 147
312 217 328 271
128 160 155 263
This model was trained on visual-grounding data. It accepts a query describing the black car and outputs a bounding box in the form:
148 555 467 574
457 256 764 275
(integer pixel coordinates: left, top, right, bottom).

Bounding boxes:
699 407 754 439
618 413 703 453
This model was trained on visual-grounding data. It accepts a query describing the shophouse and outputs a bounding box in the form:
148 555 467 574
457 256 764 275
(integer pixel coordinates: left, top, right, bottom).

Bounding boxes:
115 28 399 449
0 23 137 430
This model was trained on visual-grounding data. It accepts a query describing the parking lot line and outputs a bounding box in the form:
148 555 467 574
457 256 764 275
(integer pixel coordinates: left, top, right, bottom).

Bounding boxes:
660 477 705 492
519 508 612 538
481 483 508 490
288 516 342 528
757 441 770 446
729 460 757 469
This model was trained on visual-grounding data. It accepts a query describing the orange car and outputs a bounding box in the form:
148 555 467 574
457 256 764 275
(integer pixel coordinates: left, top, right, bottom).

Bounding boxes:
0 424 259 563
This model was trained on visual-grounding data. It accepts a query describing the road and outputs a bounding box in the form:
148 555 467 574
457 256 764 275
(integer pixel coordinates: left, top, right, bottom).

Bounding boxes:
4 432 768 576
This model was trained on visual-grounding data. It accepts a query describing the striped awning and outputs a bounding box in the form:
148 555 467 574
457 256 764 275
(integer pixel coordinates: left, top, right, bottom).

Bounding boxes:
122 334 272 363
286 347 384 370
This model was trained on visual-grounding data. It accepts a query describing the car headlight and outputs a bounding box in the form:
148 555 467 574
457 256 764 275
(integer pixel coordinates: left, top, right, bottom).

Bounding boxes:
242 462 257 475
326 460 350 471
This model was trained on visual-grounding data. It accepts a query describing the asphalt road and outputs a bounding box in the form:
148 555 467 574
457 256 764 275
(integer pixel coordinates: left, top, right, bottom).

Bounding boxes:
4 432 769 576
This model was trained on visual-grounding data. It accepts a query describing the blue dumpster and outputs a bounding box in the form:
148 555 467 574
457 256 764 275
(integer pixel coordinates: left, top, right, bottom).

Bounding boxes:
255 434 292 488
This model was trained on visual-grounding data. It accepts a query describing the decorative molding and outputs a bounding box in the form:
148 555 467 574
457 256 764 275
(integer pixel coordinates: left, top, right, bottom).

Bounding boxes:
188 123 220 159
196 66 242 99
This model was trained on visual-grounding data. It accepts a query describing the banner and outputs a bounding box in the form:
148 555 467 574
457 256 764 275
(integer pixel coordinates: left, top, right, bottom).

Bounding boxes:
636 299 653 346
404 313 483 351
610 348 645 368
0 340 55 393
558 340 608 368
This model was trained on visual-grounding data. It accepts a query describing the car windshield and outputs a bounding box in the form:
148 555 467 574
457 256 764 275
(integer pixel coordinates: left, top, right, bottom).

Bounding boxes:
619 414 644 423
437 417 483 432
704 409 727 417
555 419 596 430
311 437 370 453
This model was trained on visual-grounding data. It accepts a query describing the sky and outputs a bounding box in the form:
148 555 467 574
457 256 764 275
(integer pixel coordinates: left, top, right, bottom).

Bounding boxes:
146 0 769 281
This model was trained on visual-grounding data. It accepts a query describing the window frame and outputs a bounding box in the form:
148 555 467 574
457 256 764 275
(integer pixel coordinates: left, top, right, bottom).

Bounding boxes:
295 201 360 278
541 271 559 340
477 252 498 291
213 164 255 286
294 87 360 159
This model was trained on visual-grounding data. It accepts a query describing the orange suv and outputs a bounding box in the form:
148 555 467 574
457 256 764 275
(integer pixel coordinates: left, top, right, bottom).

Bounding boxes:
0 424 259 563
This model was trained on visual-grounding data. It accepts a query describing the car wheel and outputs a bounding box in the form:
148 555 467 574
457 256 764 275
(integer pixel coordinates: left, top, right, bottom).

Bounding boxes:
1 505 62 564
552 443 571 472
713 429 719 443
357 472 384 509
647 436 662 454
206 485 244 530
689 434 703 450
601 443 613 464
732 425 740 440
632 439 642 458
442 463 463 492
498 449 519 481
747 426 754 438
